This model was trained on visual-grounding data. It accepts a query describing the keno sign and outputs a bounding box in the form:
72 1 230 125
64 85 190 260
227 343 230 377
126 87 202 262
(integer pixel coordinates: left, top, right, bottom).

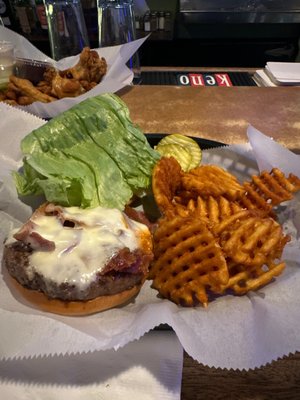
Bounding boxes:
177 73 233 87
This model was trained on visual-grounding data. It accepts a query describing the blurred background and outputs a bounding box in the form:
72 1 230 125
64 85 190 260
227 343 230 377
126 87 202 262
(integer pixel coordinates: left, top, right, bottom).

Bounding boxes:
1 0 300 67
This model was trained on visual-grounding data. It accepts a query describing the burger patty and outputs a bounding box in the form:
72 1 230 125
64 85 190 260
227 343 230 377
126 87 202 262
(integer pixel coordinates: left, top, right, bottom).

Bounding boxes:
3 241 152 301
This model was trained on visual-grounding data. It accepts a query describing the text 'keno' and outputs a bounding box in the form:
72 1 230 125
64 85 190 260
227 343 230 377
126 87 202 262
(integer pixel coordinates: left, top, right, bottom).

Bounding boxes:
177 73 233 86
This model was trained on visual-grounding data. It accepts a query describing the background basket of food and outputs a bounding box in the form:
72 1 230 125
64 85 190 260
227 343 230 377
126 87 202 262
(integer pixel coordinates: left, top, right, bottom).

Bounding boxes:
0 26 147 118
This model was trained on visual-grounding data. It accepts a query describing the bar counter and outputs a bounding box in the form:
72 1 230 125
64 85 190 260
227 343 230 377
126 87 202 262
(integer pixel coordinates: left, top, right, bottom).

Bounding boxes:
118 85 300 152
118 84 300 399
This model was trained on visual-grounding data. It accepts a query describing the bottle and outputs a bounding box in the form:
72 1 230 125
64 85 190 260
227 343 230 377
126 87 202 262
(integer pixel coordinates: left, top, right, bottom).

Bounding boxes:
35 0 48 30
143 11 150 32
0 0 17 28
158 11 164 31
97 0 141 83
14 0 37 34
164 11 171 32
150 10 157 32
134 13 140 30
81 0 98 36
138 14 143 31
44 0 90 60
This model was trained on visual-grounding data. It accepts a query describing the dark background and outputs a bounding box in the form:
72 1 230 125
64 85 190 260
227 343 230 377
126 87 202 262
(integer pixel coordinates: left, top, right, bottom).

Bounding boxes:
3 0 300 68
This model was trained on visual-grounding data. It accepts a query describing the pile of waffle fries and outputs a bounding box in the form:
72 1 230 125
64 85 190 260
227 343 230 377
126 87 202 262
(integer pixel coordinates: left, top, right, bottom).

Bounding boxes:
149 157 300 307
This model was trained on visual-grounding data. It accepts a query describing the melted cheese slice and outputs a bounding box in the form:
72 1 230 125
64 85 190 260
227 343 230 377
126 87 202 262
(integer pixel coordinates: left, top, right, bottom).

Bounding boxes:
26 207 150 289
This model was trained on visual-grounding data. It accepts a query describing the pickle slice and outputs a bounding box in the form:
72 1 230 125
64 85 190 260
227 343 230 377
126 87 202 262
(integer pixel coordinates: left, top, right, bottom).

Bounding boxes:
155 143 192 172
155 134 202 171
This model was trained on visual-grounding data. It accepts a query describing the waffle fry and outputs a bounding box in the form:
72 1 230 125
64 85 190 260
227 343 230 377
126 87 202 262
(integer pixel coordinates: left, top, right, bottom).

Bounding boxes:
239 168 300 214
213 210 290 267
178 195 244 226
149 215 229 306
150 157 300 307
217 259 286 295
182 165 245 200
152 156 182 217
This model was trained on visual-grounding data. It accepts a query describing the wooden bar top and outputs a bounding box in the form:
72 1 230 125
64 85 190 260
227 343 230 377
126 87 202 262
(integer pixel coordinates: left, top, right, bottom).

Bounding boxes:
118 85 300 153
118 84 300 399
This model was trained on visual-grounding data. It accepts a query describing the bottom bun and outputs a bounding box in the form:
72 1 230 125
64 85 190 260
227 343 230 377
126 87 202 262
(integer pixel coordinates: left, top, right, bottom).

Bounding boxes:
8 275 144 316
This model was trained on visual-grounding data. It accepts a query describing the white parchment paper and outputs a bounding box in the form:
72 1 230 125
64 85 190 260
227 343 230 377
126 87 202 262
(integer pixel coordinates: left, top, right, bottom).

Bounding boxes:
0 26 148 119
0 107 299 370
0 330 183 400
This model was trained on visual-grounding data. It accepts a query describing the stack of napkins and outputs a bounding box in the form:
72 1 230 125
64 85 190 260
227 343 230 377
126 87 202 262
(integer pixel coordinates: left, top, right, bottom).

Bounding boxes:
253 62 300 86
253 62 300 87
253 69 277 87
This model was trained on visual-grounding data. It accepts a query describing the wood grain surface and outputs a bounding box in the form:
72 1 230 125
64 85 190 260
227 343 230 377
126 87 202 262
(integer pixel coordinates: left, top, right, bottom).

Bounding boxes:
181 352 300 400
118 85 300 152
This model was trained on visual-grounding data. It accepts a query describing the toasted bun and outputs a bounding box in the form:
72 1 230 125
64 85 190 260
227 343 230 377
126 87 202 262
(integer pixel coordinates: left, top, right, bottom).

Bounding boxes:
8 274 145 316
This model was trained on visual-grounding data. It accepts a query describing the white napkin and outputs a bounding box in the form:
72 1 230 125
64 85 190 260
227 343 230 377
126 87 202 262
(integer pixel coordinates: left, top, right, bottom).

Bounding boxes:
247 125 300 176
0 103 45 168
264 62 300 85
266 62 300 81
0 330 183 400
253 69 277 87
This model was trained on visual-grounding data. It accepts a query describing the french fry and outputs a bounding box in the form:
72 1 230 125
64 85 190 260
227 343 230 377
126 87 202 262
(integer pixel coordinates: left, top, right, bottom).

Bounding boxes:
17 95 35 106
0 47 107 106
10 75 56 103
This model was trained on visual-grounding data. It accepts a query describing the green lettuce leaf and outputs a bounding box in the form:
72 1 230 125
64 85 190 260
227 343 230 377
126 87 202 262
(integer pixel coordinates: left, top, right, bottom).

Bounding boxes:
14 93 160 209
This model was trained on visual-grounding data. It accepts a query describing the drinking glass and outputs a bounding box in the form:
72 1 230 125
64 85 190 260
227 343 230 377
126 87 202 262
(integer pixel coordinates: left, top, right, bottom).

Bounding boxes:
97 0 141 83
43 0 90 60
0 41 15 90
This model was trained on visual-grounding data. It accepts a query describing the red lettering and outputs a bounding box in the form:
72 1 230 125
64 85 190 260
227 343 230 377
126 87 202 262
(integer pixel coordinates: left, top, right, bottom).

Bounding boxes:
189 74 205 86
215 74 233 87
204 75 217 86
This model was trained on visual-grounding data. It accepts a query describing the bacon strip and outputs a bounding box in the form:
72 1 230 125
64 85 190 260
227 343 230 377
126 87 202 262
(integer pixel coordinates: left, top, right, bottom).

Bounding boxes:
14 226 55 251
13 203 55 251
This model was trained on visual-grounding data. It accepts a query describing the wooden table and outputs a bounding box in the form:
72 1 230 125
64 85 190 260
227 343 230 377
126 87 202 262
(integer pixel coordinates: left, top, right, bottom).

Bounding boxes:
118 84 300 399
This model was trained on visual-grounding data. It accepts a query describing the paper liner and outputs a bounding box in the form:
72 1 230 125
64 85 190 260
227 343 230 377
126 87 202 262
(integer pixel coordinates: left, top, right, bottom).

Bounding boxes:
0 26 148 119
0 108 300 370
0 331 183 400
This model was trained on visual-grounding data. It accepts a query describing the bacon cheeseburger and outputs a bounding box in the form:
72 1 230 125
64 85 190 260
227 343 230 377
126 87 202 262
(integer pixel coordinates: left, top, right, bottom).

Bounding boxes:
3 203 153 316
